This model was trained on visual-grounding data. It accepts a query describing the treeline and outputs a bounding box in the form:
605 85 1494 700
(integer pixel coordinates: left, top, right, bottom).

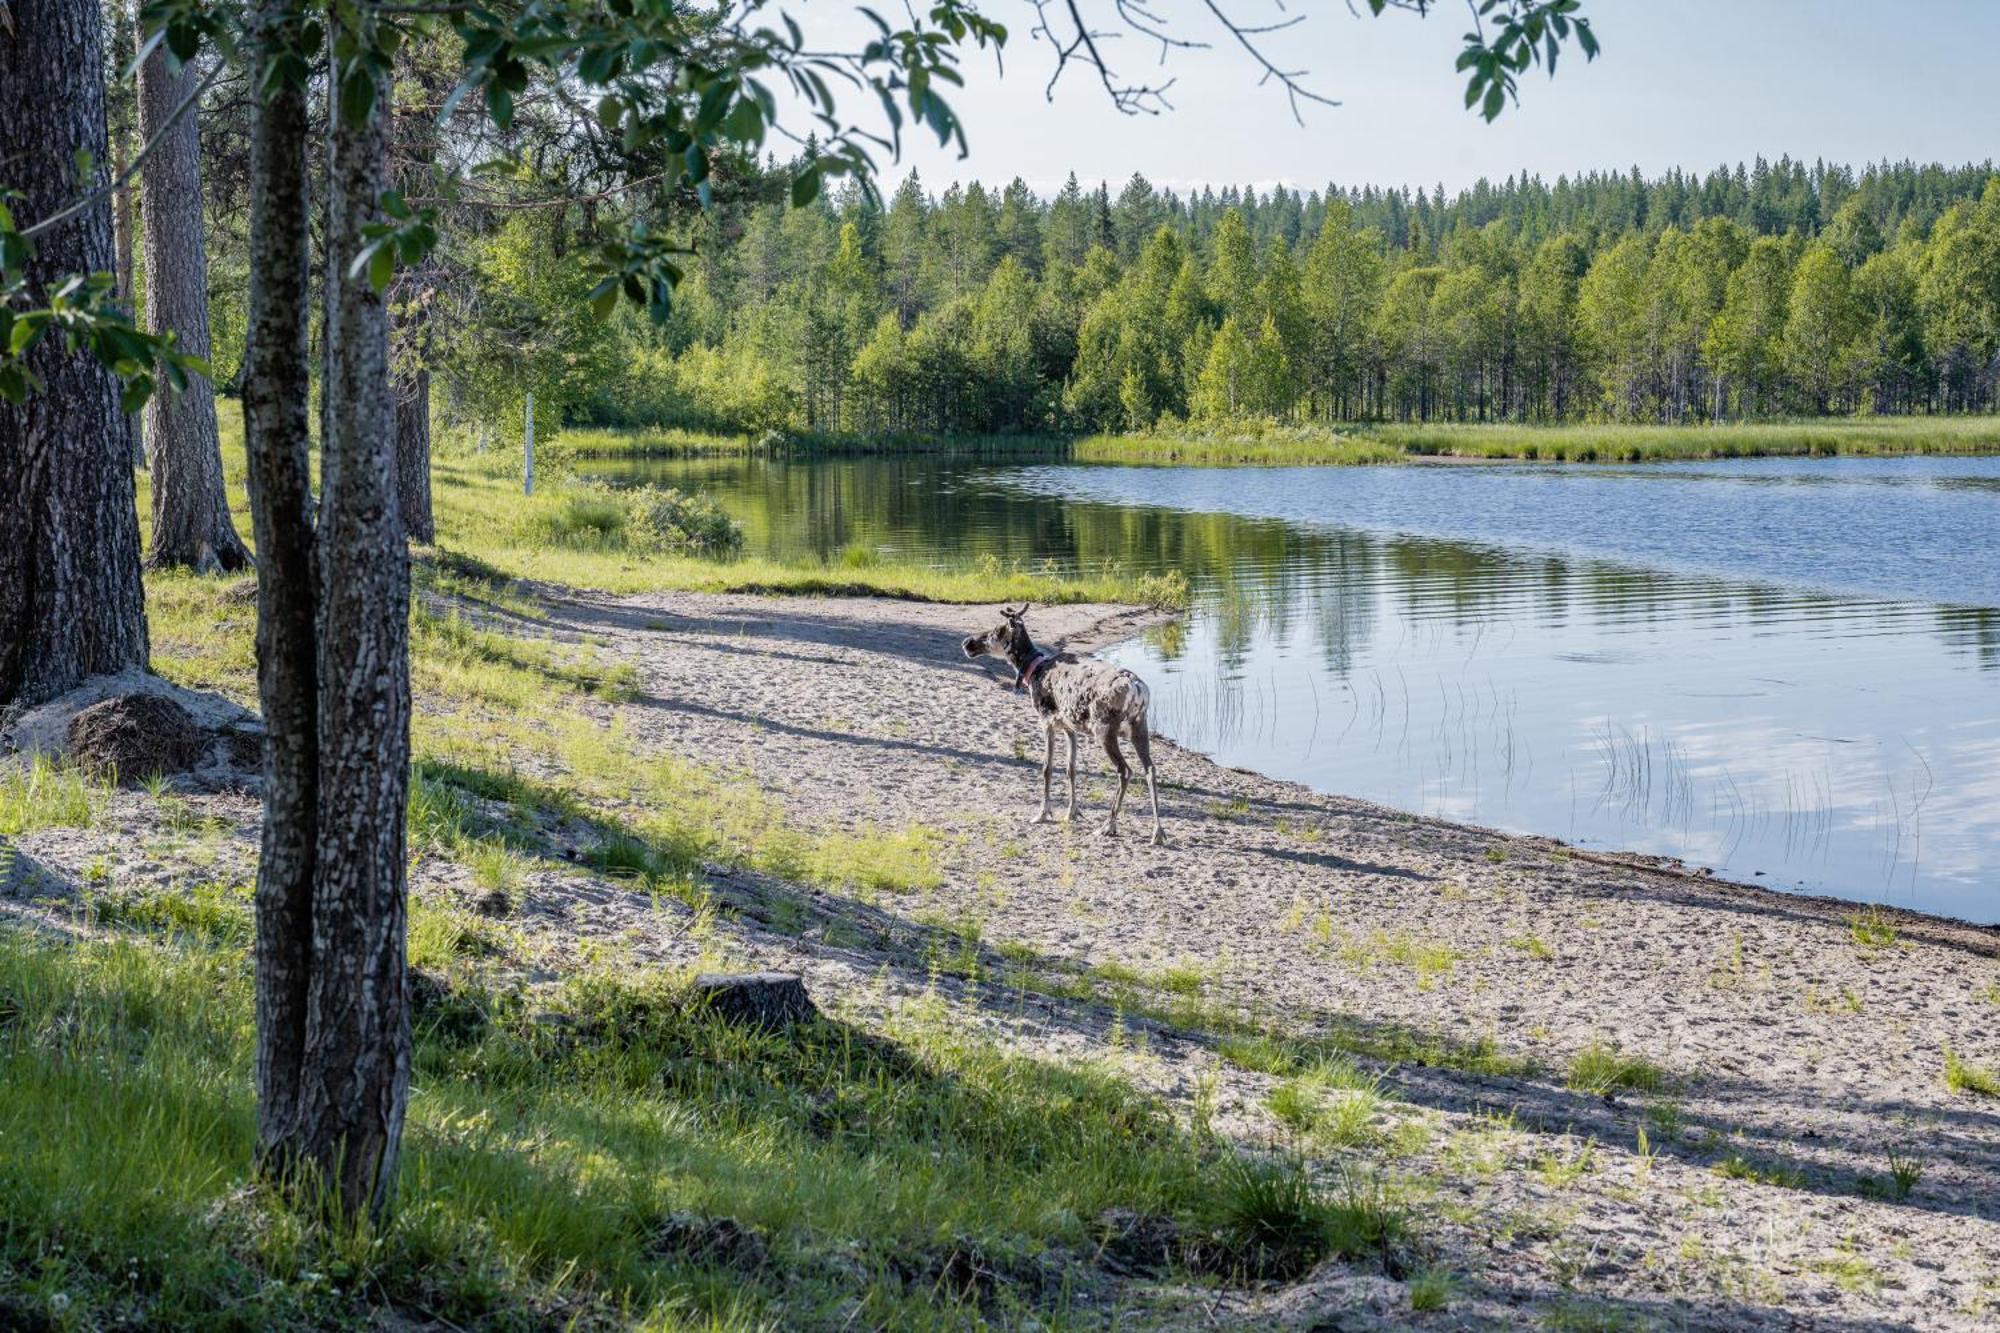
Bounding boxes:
583 157 2000 435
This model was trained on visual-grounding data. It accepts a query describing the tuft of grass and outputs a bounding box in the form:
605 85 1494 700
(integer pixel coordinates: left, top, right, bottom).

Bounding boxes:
1885 1144 1925 1200
1943 1045 2000 1097
1506 933 1556 960
87 879 253 946
1408 1266 1457 1312
0 755 104 835
1565 1041 1667 1096
1219 1033 1303 1077
1267 1055 1388 1148
1713 1154 1807 1190
1848 907 1900 952
1207 1156 1407 1281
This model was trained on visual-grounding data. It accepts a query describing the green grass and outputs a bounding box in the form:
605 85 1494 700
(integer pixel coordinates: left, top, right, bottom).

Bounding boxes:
1070 415 2000 467
555 425 1072 460
1370 415 2000 462
1074 425 1405 467
1848 907 1900 952
538 416 2000 469
1943 1045 2000 1097
0 755 104 835
1713 1153 1808 1190
0 923 1293 1327
1564 1041 1668 1096
1206 1156 1408 1281
1267 1056 1390 1148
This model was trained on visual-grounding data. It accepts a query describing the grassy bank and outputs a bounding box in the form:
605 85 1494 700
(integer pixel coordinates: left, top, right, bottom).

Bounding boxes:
1369 415 2000 462
1080 415 2000 466
432 454 1186 608
1073 426 1405 466
154 425 1187 612
556 415 2000 468
553 426 1069 460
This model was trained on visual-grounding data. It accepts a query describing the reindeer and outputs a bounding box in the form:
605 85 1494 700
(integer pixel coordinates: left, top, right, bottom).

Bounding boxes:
962 605 1164 845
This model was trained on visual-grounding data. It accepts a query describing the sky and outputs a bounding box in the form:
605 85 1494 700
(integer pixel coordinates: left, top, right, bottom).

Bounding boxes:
821 0 2000 199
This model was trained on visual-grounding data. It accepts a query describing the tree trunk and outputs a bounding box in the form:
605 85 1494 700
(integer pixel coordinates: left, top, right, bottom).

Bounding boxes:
0 0 150 710
244 0 322 1182
137 39 252 572
394 365 434 543
295 18 412 1222
113 121 135 307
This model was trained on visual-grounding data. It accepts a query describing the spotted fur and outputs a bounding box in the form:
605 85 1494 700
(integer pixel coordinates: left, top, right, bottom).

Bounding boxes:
962 605 1164 845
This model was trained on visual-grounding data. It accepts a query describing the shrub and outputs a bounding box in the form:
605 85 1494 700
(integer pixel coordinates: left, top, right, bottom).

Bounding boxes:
517 481 743 557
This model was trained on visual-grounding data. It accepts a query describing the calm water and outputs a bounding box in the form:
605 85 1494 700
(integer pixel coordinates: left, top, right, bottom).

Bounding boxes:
590 452 2000 921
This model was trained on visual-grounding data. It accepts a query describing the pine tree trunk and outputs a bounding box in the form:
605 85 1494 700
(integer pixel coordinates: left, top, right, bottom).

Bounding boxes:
294 21 412 1221
137 38 252 572
244 0 321 1180
0 0 150 710
395 365 434 543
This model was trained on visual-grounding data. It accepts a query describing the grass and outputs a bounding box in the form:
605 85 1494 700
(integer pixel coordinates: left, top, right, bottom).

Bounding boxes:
0 923 1287 1327
1368 415 2000 463
555 425 1073 460
1564 1041 1668 1096
1943 1045 2000 1097
1066 415 2000 468
1713 1154 1808 1190
1207 1156 1408 1281
0 755 104 835
1074 425 1405 467
1848 907 1900 952
1267 1055 1389 1148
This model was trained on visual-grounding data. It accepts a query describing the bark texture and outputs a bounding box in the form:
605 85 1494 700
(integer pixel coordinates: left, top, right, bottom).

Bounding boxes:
244 0 321 1178
300 39 411 1218
137 37 252 572
0 0 150 710
394 364 434 542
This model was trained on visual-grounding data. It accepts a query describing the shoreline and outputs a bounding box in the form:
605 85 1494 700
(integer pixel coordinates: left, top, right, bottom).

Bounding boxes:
549 416 2000 469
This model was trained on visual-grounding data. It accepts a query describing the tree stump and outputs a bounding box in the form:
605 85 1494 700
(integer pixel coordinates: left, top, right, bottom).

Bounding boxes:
687 972 817 1029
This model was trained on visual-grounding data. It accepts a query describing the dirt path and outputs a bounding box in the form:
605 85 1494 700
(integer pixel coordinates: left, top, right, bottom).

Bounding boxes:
532 588 2000 1330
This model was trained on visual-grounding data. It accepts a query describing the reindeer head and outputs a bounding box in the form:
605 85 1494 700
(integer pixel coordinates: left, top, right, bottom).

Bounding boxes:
962 604 1033 664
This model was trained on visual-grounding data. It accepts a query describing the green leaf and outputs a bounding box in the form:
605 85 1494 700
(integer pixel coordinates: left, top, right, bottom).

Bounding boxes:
120 375 154 415
369 241 395 293
1481 82 1505 121
340 67 377 126
587 276 619 321
791 165 820 207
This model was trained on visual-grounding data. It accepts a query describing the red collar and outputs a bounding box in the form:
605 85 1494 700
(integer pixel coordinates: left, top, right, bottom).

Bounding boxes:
1022 651 1057 688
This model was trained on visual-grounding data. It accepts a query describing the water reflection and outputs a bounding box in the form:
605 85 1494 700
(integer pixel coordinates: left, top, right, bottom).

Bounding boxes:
589 453 2000 920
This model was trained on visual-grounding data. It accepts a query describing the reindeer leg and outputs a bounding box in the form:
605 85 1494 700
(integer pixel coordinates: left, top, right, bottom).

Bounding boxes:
1031 727 1054 824
1130 716 1164 846
1100 727 1130 837
1062 732 1080 822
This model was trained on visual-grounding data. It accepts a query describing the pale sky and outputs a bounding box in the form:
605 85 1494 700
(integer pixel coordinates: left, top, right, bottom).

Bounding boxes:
828 0 2000 198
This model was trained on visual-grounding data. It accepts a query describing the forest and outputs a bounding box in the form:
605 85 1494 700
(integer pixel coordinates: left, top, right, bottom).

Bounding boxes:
326 155 2000 442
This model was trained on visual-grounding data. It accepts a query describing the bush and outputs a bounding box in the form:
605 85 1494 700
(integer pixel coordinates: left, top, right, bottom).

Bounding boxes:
517 481 743 558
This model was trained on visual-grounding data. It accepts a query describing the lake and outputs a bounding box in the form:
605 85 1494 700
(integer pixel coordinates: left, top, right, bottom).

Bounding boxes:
587 450 2000 922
